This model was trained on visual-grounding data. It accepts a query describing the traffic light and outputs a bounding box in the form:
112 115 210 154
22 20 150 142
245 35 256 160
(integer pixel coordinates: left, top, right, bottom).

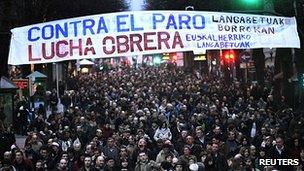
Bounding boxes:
222 50 236 64
170 53 177 61
162 53 177 62
153 55 161 64
236 0 263 10
243 0 261 5
162 53 170 60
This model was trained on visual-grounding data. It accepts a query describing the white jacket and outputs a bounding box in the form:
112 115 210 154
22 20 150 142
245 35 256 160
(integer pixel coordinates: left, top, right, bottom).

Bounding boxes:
153 128 172 141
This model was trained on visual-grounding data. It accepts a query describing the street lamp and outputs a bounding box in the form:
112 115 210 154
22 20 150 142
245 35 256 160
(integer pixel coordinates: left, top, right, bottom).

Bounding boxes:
237 0 263 10
185 6 194 11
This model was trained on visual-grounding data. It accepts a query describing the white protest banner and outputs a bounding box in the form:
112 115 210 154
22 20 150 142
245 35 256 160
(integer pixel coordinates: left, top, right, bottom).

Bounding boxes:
8 10 300 65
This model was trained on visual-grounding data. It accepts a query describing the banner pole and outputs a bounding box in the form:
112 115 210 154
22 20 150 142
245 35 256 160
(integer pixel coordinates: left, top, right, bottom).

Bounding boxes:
56 63 59 99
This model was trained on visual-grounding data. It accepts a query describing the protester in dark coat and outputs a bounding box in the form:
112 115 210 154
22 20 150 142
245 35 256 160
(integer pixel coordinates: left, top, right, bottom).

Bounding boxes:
12 150 33 171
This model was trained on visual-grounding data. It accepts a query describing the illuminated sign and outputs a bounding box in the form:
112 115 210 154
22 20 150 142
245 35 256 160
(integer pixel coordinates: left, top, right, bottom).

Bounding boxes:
194 55 206 61
13 79 28 90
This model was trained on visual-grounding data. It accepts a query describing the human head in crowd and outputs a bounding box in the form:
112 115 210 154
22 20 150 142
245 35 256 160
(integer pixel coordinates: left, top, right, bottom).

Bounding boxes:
14 150 24 164
105 158 116 170
138 152 149 163
60 151 68 161
174 161 188 171
3 151 11 163
73 143 82 152
137 138 147 150
85 144 93 156
275 136 284 150
250 145 257 157
58 158 67 171
35 160 43 171
120 158 130 171
51 141 60 149
161 160 173 170
47 138 53 146
95 155 105 169
82 156 92 170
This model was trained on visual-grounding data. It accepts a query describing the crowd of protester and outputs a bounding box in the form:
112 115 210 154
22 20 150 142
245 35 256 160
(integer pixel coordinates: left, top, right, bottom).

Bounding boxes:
1 64 304 171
